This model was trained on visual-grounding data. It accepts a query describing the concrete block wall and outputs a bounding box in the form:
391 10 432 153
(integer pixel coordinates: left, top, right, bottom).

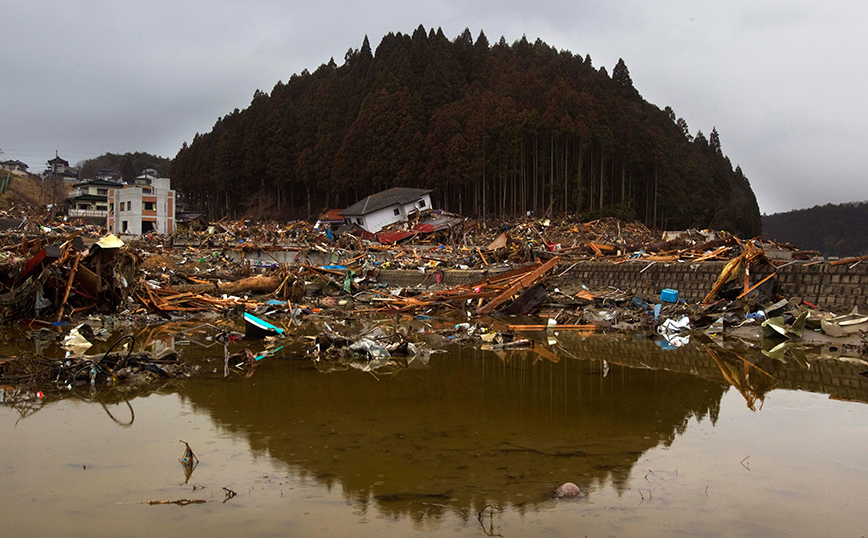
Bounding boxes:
569 261 728 303
566 260 868 313
364 260 868 314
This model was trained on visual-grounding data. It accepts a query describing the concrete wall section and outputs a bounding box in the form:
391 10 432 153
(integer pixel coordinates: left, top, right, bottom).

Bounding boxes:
374 260 868 313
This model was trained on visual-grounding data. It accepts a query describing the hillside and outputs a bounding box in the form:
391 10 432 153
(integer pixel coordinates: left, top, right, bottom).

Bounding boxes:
77 152 173 183
172 26 762 237
0 171 52 212
763 202 868 257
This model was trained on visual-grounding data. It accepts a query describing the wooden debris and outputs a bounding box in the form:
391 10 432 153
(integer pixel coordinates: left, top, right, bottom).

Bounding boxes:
478 257 560 315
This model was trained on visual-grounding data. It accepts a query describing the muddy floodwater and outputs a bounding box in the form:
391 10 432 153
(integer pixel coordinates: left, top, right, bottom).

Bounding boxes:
2 322 868 537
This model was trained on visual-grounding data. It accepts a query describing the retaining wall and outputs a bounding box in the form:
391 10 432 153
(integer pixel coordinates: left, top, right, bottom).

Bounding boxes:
377 260 868 314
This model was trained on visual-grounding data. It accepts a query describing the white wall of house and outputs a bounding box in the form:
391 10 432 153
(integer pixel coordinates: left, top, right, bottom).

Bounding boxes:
346 193 432 232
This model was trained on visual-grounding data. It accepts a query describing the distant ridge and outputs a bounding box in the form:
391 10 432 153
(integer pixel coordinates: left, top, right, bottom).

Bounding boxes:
763 201 868 257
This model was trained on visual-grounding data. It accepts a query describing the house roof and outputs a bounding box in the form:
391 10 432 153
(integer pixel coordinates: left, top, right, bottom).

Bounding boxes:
176 212 206 222
73 179 124 188
319 208 345 222
47 156 69 165
66 194 108 203
2 160 28 168
341 187 432 217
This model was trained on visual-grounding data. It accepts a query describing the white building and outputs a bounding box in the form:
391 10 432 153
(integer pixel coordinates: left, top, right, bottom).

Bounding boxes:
107 176 175 235
341 187 433 233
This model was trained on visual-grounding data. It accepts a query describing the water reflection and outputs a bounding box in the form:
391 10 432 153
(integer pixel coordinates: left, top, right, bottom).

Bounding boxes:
176 341 725 521
4 318 868 530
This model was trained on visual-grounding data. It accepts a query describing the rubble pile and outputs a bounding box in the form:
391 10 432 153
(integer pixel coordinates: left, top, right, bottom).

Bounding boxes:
1 207 866 395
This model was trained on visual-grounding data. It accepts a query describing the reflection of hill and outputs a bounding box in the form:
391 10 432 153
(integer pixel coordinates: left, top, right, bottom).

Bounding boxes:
179 343 725 521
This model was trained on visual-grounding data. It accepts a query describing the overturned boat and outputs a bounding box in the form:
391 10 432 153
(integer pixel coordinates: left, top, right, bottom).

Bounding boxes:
820 312 868 338
243 312 285 339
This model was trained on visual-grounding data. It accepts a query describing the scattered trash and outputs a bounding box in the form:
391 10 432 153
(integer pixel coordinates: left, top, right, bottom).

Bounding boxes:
660 288 679 303
819 310 868 338
555 482 585 498
243 311 285 339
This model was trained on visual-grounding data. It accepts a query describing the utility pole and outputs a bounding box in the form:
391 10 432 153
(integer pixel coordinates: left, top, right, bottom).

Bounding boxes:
51 150 60 217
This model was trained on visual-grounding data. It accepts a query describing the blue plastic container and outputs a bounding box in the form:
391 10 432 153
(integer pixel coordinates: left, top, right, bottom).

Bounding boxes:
660 288 679 303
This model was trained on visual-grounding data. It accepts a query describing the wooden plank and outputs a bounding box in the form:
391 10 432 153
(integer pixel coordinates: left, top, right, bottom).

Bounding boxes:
736 272 776 300
56 253 81 322
830 255 868 266
508 324 600 331
478 257 559 315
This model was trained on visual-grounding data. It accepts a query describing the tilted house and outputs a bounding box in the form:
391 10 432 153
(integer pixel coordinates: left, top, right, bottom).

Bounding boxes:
340 187 432 233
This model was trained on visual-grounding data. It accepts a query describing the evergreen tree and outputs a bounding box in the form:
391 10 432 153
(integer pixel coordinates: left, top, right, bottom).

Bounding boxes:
612 58 633 89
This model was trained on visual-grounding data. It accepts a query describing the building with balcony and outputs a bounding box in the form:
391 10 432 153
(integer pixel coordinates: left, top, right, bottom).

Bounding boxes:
65 178 123 219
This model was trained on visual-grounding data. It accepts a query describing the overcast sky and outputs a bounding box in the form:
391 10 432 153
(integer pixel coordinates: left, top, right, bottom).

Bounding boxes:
2 1 866 215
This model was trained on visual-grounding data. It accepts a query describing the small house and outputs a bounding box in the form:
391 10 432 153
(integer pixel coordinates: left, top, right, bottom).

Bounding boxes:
341 187 432 233
1 160 29 173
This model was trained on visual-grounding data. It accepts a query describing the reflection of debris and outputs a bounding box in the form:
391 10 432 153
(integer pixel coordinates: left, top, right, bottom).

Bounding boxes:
762 340 810 369
145 499 209 506
1 333 194 389
477 504 505 538
705 344 777 411
179 440 199 484
308 325 425 378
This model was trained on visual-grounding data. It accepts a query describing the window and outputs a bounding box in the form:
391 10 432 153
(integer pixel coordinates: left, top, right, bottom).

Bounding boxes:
393 208 400 216
144 201 156 211
127 201 131 210
122 221 128 232
96 205 107 211
97 188 108 195
419 199 426 208
357 217 364 225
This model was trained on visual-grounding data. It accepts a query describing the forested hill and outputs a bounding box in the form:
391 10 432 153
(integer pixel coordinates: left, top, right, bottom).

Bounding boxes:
78 152 173 183
172 26 761 236
763 202 868 257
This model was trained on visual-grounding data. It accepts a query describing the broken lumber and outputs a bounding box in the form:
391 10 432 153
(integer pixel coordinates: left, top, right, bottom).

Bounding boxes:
477 257 559 315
